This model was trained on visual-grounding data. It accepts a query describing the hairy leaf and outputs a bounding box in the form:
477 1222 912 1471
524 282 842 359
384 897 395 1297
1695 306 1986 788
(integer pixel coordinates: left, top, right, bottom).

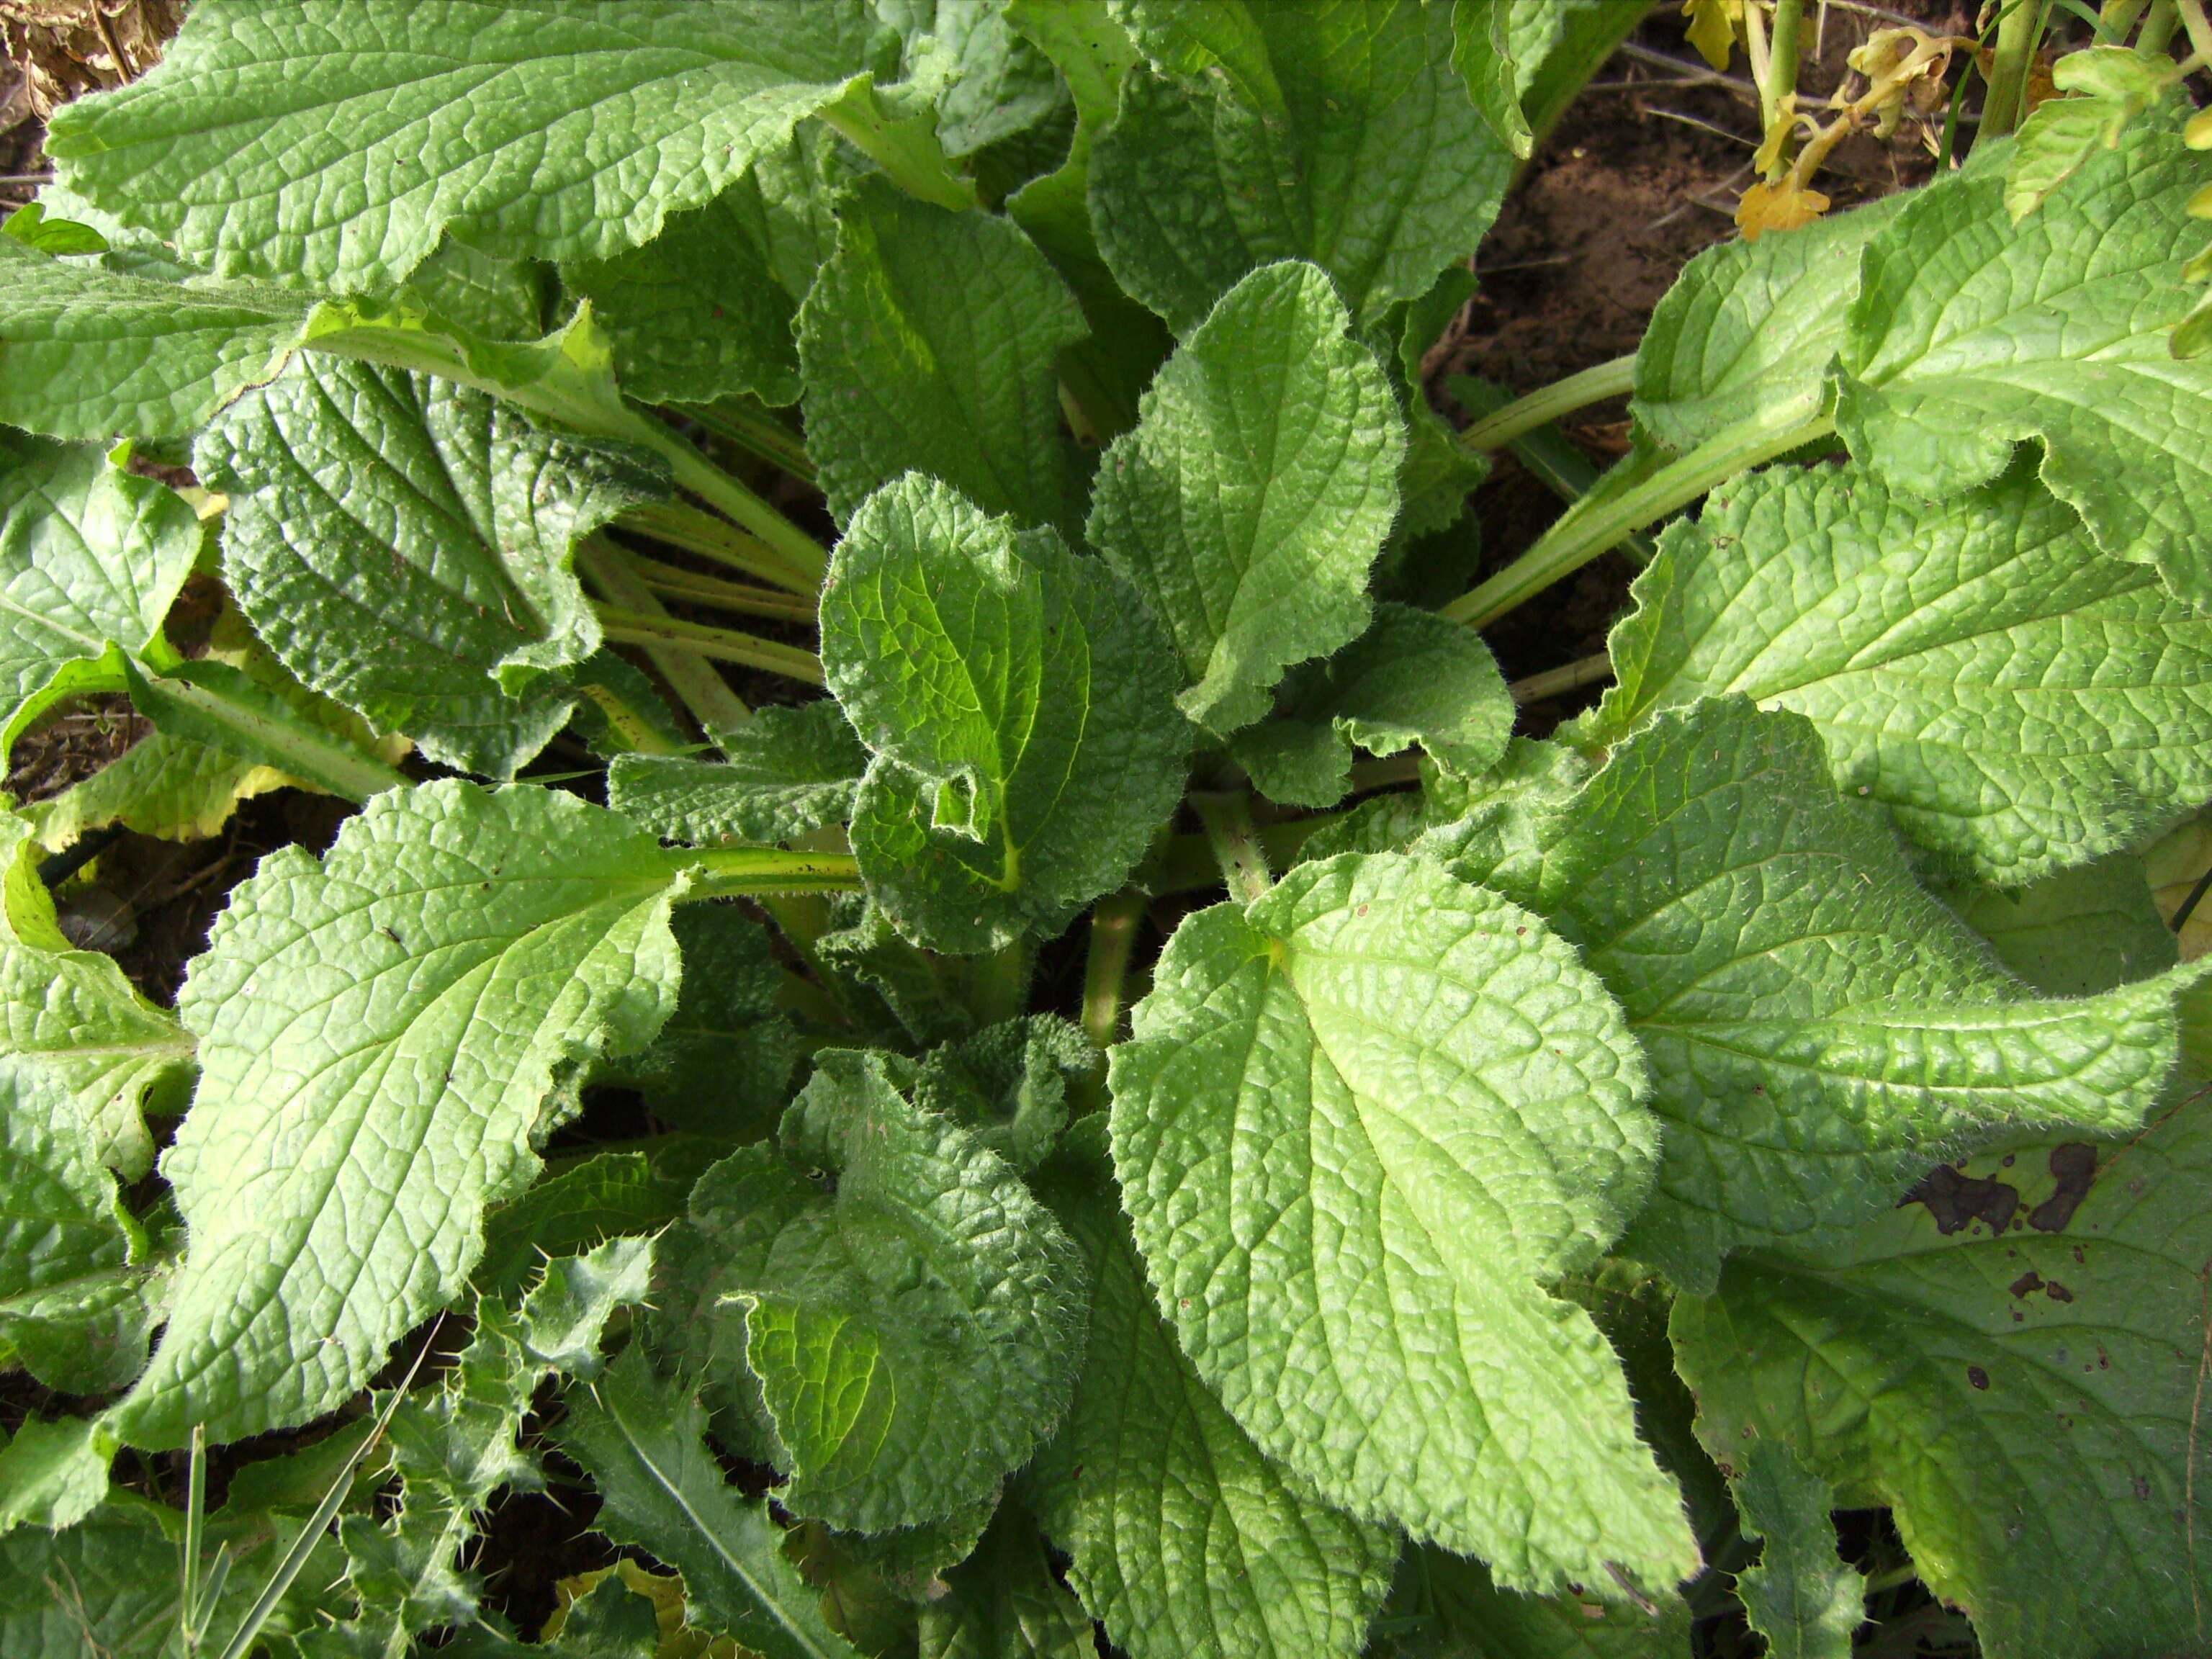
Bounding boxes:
1730 1443 1859 1659
108 782 685 1449
1368 1543 1692 1658
652 1051 1087 1532
822 477 1187 953
608 700 869 847
1834 107 2212 593
199 355 665 777
1109 852 1694 1596
1024 1129 1398 1659
916 1502 1094 1659
1087 262 1403 736
1946 852 2177 997
1672 1102 2212 1658
622 906 801 1144
1509 699 2199 1288
557 1347 866 1659
1091 0 1511 335
1632 195 1905 452
0 436 198 753
799 176 1086 532
45 0 894 291
1591 457 2212 881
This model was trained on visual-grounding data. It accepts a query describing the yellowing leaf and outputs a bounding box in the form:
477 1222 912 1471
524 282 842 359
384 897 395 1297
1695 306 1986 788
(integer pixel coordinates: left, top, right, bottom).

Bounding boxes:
1737 179 1830 240
1683 0 1742 71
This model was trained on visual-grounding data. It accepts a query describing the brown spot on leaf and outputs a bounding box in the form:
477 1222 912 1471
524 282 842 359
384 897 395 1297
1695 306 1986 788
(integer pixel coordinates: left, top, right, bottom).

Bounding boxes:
2044 1280 2074 1303
2009 1271 2044 1298
1967 1364 1991 1390
1902 1164 2020 1235
2027 1143 2098 1233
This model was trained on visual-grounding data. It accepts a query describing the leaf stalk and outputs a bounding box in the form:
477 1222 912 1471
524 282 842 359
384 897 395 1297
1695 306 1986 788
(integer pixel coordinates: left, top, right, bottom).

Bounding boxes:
1190 792 1274 905
1457 355 1637 453
595 608 824 686
575 537 752 738
678 848 863 900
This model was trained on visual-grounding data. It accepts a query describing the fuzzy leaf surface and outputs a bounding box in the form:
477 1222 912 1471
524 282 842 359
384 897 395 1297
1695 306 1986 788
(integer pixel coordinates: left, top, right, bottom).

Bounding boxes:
1949 852 2177 999
108 782 684 1449
1592 458 2212 881
1730 1443 1859 1659
1672 1105 2212 1658
652 1051 1087 1532
44 0 892 292
1023 1130 1398 1659
1632 195 1905 451
799 177 1085 532
198 356 665 777
1108 852 1694 1595
916 1503 1095 1659
557 1347 866 1659
1514 699 2197 1288
1087 261 1403 736
607 700 868 847
0 238 310 440
1833 109 2212 591
822 477 1187 952
1091 0 1511 334
0 436 198 752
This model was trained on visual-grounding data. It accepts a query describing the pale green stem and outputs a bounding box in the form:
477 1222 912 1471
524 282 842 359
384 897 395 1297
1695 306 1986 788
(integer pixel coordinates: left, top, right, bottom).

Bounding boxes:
1763 0 1805 139
575 537 752 737
972 939 1033 1028
676 847 863 900
2140 0 2181 51
595 608 825 685
2099 0 2149 43
630 426 832 585
1190 792 1272 904
671 400 817 482
1440 408 1837 628
1459 355 1638 452
1982 0 2046 138
626 556 819 624
620 499 823 596
1069 887 1144 1117
1510 650 1614 704
2177 0 2212 58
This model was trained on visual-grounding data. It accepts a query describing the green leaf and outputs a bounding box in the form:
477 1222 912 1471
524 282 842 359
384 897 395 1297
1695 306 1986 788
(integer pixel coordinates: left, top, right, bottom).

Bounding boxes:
1671 1102 2212 1658
474 1146 709 1303
197 355 667 777
623 906 802 1144
822 477 1187 953
651 1051 1087 1532
916 1502 1094 1659
1509 698 2200 1288
107 781 686 1449
798 176 1086 532
1108 852 1694 1595
1833 106 2212 593
1022 1128 1398 1659
607 701 869 847
403 240 549 343
0 236 311 439
2005 47 2176 222
1368 1543 1692 1658
562 192 801 408
1588 457 2212 881
1945 851 2177 997
1087 261 1404 736
913 1015 1092 1172
1090 0 1512 336
1730 1442 1860 1659
557 1346 867 1659
0 809 194 1182
1632 194 1906 453
0 435 199 753
0 1055 159 1399
1 201 108 256
45 0 894 292
1452 0 1532 158
1230 603 1514 809
0 1416 114 1534
898 1 1069 158
321 1237 655 1653
815 896 979 1048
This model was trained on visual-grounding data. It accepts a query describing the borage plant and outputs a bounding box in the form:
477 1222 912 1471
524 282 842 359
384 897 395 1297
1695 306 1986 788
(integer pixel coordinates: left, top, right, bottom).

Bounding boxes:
1 1 2211 1655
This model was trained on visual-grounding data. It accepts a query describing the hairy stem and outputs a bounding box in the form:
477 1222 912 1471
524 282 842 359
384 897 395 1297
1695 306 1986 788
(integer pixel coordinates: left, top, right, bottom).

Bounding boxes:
677 848 863 900
670 400 817 481
626 423 832 586
595 607 825 685
575 537 752 738
1459 355 1637 452
619 499 823 596
972 939 1034 1028
1190 792 1273 904
1440 408 1836 628
1982 0 2046 138
1509 649 1614 705
626 556 820 624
